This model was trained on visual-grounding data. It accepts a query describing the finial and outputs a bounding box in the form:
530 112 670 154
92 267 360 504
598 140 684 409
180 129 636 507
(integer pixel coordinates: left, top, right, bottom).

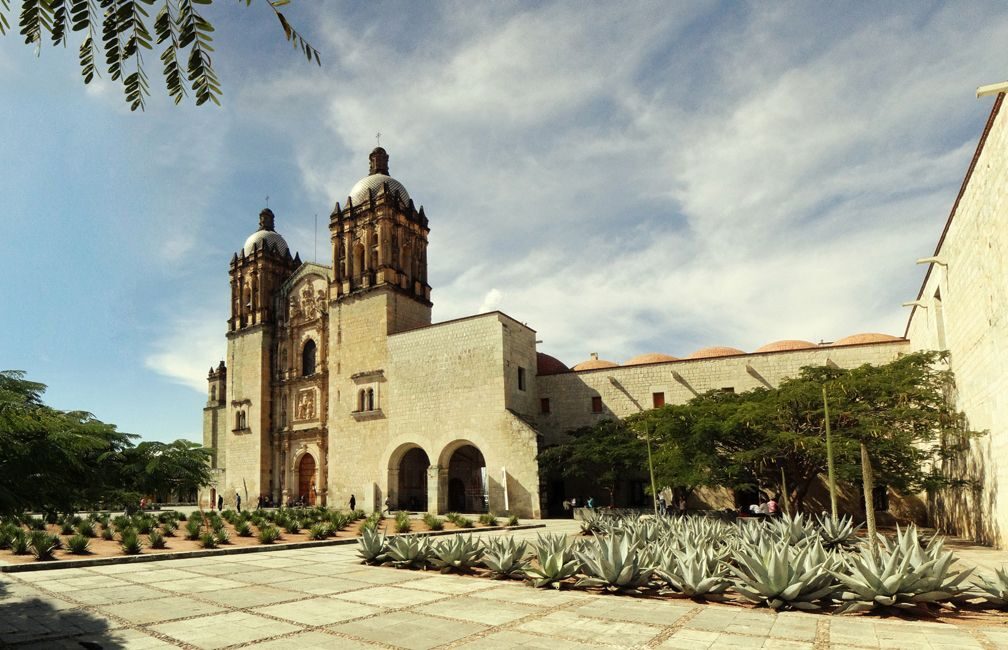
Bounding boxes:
376 131 381 147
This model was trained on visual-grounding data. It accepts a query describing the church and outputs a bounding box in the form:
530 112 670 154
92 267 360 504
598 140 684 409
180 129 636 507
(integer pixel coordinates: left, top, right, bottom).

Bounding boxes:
203 95 1008 547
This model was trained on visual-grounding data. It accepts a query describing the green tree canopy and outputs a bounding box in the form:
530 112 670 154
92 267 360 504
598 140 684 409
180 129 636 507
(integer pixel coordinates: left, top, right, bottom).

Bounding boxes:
0 370 214 516
0 0 319 110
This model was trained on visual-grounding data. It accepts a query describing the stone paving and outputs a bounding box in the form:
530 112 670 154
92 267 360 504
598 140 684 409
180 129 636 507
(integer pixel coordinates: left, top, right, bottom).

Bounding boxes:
1 520 1007 649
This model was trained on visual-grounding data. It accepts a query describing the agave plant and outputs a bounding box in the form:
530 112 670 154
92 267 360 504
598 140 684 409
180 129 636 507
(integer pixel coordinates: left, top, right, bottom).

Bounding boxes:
257 524 281 544
526 546 579 589
29 531 59 561
75 520 96 538
506 514 520 527
148 529 167 549
578 509 604 535
430 535 482 572
423 514 445 531
482 537 530 579
184 519 202 540
575 534 655 593
357 527 388 564
832 525 973 614
120 529 143 555
66 533 91 554
10 529 30 555
478 513 499 527
731 538 838 610
654 545 732 598
395 511 412 534
973 566 1008 607
215 527 231 544
534 532 572 558
385 535 432 569
769 512 819 545
816 514 863 551
60 521 75 535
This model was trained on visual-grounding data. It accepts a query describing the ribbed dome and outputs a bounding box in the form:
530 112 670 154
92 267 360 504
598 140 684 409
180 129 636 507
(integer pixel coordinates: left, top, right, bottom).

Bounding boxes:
687 346 746 359
347 173 411 206
833 333 901 346
624 353 679 366
536 352 568 376
242 229 289 256
754 340 817 353
572 353 618 371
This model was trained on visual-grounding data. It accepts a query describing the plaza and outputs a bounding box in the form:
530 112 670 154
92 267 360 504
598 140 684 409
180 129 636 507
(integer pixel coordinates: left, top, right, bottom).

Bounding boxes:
3 520 1007 649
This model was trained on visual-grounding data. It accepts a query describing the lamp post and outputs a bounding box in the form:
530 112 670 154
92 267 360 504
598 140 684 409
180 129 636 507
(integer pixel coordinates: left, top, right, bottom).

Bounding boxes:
645 421 659 517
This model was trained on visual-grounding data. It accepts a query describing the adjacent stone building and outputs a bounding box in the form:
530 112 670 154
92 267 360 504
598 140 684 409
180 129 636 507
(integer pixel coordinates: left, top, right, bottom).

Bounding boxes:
203 94 1007 545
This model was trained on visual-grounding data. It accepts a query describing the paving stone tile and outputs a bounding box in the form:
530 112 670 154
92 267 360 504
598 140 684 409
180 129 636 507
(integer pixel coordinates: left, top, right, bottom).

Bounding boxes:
11 568 95 582
254 596 382 625
155 576 247 592
60 583 169 606
270 575 371 595
41 575 134 592
100 595 226 624
151 611 301 650
398 574 499 594
332 585 449 608
341 567 425 585
244 556 314 569
197 585 304 608
455 629 610 649
569 597 693 626
226 567 315 583
412 597 538 626
119 568 206 584
332 609 485 649
979 628 1008 648
244 630 377 649
470 583 591 607
518 610 662 646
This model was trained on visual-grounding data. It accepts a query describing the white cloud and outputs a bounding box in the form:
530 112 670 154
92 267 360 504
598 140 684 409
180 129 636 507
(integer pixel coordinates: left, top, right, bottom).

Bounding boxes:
478 288 502 314
145 314 227 393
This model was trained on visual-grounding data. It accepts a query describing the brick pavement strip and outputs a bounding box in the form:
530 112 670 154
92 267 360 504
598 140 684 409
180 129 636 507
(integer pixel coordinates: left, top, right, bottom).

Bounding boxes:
2 521 1008 649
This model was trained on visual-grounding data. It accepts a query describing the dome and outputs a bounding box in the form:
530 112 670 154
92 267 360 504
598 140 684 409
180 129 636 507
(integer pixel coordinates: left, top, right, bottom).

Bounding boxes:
832 333 902 346
624 353 679 366
572 353 618 371
754 339 817 353
347 173 411 206
536 352 568 376
686 346 746 359
242 230 289 257
241 209 290 256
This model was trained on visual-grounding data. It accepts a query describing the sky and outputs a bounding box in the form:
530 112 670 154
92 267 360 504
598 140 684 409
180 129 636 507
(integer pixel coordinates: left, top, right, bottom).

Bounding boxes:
1 1 1005 444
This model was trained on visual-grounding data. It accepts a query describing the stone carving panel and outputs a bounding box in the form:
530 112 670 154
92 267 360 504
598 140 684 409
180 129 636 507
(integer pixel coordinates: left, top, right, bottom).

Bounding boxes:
296 389 316 421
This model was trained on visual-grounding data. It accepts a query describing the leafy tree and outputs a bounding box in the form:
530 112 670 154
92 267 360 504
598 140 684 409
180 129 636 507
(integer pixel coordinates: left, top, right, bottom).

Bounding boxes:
539 418 647 507
0 0 319 110
0 370 214 516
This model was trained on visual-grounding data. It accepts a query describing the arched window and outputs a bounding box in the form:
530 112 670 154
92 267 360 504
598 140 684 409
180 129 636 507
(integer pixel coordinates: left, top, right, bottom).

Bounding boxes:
358 389 366 412
302 340 317 376
210 386 217 402
367 388 375 411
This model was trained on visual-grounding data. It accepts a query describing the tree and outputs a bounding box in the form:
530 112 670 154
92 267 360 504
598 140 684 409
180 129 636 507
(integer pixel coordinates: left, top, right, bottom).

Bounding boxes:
538 419 647 507
0 0 319 110
0 370 215 515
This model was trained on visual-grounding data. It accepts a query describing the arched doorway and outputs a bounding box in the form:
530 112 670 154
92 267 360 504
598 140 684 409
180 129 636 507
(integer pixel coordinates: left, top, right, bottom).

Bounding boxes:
446 444 486 513
397 447 429 511
298 454 316 506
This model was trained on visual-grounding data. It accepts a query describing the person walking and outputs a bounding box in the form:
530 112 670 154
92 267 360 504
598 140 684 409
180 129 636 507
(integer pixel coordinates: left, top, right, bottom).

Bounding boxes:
217 494 223 512
349 494 356 512
235 491 241 513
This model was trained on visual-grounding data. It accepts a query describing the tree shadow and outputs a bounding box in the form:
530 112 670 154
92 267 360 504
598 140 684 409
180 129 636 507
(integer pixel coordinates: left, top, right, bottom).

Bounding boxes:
0 575 146 649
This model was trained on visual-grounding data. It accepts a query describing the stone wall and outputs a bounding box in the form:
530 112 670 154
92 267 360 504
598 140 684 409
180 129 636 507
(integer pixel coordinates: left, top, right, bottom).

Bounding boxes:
222 326 271 507
536 341 909 441
906 95 1008 548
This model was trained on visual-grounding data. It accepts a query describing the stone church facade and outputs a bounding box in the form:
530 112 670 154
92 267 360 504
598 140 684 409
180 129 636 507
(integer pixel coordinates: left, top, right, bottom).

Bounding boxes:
204 94 1008 545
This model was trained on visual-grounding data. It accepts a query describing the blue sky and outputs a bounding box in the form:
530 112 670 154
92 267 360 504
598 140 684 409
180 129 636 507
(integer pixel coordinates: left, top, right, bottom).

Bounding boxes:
1 1 1005 443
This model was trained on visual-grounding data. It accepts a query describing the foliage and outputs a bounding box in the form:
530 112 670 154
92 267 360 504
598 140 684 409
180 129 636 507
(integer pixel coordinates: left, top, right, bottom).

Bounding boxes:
539 418 647 507
385 535 432 569
308 523 328 540
10 528 29 554
816 514 862 551
507 514 520 527
394 511 411 534
527 542 579 589
0 0 320 110
184 518 202 540
235 520 253 537
973 566 1008 608
148 529 166 549
75 520 95 538
730 538 839 610
119 528 143 554
422 513 444 531
482 537 529 579
66 533 91 554
654 545 731 598
256 524 280 544
357 527 387 564
478 513 498 527
575 534 655 593
199 531 217 549
430 534 482 573
214 526 230 544
832 525 973 614
29 530 59 560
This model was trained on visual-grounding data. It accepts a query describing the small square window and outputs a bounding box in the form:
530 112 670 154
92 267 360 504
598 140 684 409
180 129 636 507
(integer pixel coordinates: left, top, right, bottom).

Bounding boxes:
720 387 735 394
652 392 665 408
591 396 603 413
518 367 527 391
540 398 551 414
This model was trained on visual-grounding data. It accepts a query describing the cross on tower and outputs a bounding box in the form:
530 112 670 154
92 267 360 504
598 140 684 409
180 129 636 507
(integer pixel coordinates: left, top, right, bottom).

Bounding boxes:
265 195 269 208
375 131 381 147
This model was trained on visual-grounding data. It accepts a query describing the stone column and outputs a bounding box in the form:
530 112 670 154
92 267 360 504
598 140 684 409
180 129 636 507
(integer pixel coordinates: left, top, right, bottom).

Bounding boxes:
387 468 399 510
426 465 442 515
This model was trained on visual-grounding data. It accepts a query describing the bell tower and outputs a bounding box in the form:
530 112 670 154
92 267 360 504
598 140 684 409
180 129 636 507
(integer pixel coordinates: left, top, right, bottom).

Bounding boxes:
329 148 432 317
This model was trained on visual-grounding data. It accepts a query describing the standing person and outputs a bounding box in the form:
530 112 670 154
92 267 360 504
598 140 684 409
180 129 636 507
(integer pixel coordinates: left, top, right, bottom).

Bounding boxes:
349 494 356 512
562 499 571 517
235 492 241 513
767 495 779 516
569 496 577 518
587 496 595 509
217 494 223 512
384 496 392 515
658 494 667 515
677 497 687 517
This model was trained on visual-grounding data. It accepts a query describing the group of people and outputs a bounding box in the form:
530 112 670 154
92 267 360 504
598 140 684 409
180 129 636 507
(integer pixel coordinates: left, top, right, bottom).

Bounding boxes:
561 496 595 516
740 495 780 518
658 495 688 517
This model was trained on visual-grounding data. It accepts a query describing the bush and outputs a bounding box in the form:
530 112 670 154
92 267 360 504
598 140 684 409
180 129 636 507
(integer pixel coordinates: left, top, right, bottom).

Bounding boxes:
308 524 329 540
199 532 218 549
29 531 59 561
215 527 231 545
258 525 281 544
137 517 155 534
423 514 444 531
119 529 143 555
162 520 178 537
10 530 29 554
185 519 202 540
0 523 20 549
76 520 96 538
478 513 499 527
235 521 253 537
507 514 520 527
60 521 75 535
101 526 114 541
395 511 412 534
285 520 301 535
66 534 91 554
148 529 166 549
